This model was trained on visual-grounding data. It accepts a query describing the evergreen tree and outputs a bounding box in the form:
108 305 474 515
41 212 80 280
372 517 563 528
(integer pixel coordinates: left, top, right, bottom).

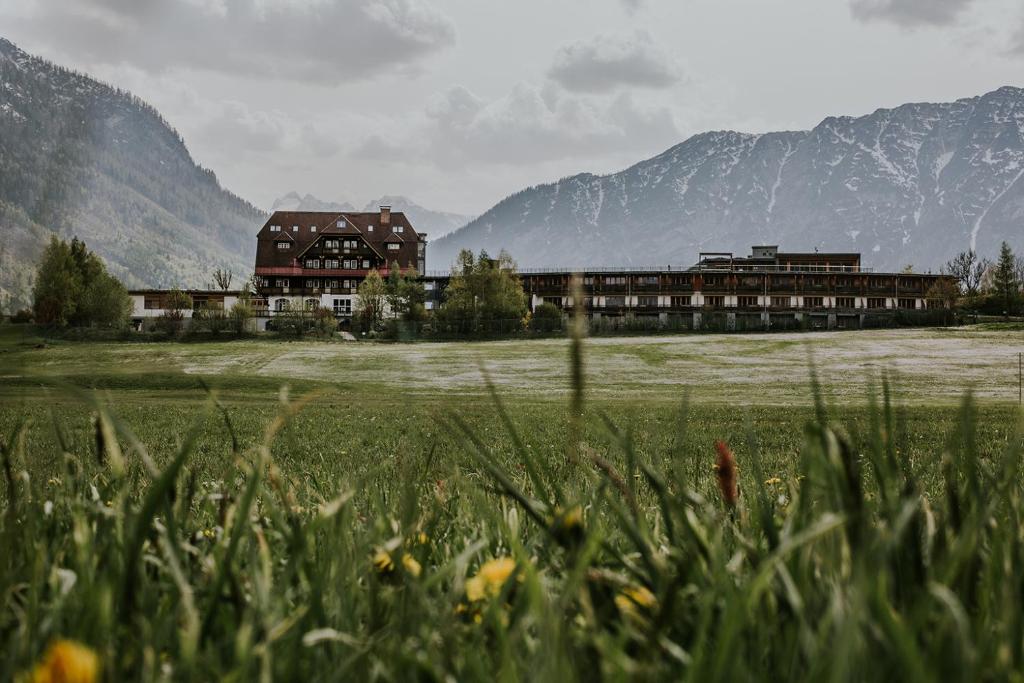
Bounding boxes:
992 241 1020 318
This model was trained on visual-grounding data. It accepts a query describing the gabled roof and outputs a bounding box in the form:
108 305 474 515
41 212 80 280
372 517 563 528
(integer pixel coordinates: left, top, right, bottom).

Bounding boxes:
383 232 405 243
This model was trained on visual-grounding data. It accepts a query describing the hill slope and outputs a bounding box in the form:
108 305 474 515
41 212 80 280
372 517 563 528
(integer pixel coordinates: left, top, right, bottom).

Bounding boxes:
0 37 264 310
432 87 1024 272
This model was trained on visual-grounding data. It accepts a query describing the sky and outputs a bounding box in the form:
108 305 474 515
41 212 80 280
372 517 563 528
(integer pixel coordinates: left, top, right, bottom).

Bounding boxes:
1 0 1022 216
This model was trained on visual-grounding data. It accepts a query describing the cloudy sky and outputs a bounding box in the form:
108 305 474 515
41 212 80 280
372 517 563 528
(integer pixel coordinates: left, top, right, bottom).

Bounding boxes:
1 0 1022 216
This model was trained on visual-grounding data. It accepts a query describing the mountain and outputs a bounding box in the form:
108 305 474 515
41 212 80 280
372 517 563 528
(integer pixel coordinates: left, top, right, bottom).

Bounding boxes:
0 37 264 311
271 192 473 240
271 192 355 213
432 87 1024 273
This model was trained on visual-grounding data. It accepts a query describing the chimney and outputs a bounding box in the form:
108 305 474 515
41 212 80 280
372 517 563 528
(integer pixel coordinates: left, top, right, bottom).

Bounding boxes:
380 205 391 225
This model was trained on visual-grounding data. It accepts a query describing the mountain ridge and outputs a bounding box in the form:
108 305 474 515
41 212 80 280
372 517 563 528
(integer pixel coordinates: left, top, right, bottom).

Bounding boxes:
0 36 265 310
432 86 1024 272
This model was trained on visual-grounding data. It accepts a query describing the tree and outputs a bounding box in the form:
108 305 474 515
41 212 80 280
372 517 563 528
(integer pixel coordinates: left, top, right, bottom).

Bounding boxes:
32 237 79 325
212 268 233 292
530 302 563 332
157 289 193 336
992 241 1020 319
32 236 131 328
944 251 988 297
438 249 528 334
386 261 427 322
356 270 387 333
229 295 255 335
192 300 227 335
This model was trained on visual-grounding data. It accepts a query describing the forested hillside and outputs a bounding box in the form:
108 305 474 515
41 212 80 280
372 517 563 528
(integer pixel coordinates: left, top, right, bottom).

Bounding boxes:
0 37 264 311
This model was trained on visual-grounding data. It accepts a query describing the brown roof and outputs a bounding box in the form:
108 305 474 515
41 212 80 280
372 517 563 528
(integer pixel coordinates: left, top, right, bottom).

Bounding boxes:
255 210 423 272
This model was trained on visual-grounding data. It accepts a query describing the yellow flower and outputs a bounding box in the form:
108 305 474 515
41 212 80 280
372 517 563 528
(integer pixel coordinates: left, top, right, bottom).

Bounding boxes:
465 557 518 602
372 550 394 574
417 532 428 545
401 553 422 578
764 477 782 486
26 640 100 683
615 585 658 620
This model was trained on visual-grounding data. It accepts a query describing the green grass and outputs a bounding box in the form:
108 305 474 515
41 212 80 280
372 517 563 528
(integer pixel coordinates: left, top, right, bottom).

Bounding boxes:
1 323 1023 680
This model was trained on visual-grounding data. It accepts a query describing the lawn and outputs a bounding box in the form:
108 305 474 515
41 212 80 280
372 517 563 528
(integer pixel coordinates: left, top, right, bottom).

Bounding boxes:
1 324 1022 680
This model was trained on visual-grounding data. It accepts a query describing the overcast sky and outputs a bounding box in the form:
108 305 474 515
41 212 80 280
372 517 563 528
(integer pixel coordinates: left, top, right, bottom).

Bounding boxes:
1 0 1022 216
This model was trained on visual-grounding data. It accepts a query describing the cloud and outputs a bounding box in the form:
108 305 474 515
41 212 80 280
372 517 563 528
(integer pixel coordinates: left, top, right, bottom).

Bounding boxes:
2 0 456 83
620 0 644 13
849 0 976 27
353 82 681 168
547 31 683 94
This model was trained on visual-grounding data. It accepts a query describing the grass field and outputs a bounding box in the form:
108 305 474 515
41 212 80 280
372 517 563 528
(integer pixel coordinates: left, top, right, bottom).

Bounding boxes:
1 324 1023 680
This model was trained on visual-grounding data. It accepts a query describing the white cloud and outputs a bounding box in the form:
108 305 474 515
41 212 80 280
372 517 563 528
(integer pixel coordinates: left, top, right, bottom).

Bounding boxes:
2 0 456 83
548 31 683 94
354 82 680 168
849 0 976 27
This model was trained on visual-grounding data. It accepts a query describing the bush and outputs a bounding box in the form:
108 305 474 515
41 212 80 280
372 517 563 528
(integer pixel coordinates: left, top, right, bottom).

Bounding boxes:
529 303 563 332
10 308 33 324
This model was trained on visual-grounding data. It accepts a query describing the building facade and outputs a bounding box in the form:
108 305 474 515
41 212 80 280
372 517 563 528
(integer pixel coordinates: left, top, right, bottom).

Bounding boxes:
128 289 245 330
253 206 427 329
424 246 952 331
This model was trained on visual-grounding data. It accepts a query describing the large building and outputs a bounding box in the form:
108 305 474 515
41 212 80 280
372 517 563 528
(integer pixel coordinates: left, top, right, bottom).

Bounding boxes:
424 245 951 331
252 206 426 325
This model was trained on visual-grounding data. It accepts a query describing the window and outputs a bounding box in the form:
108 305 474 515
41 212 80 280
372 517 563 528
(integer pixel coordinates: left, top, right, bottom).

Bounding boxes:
771 296 791 308
393 226 404 233
670 295 691 307
306 259 320 269
867 297 887 309
304 298 319 310
704 295 725 308
898 298 917 310
703 276 722 287
638 295 659 307
325 259 339 269
337 219 346 228
275 278 288 288
144 295 162 310
332 299 352 315
306 280 321 289
325 240 339 250
387 243 400 251
362 260 370 269
275 298 288 312
344 240 358 249
804 296 824 308
638 276 659 286
270 225 281 232
292 226 298 232
836 297 856 309
583 276 594 286
604 276 626 286
367 225 374 232
543 297 562 307
310 226 317 233
738 295 759 307
424 281 435 291
277 242 291 250
605 296 626 307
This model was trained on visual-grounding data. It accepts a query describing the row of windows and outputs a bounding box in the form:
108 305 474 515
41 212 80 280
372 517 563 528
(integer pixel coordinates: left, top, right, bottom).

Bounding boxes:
273 279 359 289
305 259 372 269
545 296 922 310
270 223 405 235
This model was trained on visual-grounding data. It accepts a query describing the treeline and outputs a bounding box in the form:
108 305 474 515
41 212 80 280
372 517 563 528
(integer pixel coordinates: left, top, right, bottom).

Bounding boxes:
941 241 1024 317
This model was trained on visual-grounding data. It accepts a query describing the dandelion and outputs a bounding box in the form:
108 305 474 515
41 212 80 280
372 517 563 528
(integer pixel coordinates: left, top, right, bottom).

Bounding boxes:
25 639 99 683
714 441 739 507
401 553 422 578
615 585 658 621
465 557 518 602
550 505 585 546
372 550 394 574
764 477 782 486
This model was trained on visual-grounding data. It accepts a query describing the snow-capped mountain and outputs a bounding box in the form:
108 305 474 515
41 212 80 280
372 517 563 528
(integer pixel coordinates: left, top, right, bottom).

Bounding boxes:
271 192 473 239
0 37 264 309
432 87 1024 272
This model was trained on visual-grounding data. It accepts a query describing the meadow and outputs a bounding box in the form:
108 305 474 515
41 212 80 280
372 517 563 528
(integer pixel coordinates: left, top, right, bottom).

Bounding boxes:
1 323 1023 680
